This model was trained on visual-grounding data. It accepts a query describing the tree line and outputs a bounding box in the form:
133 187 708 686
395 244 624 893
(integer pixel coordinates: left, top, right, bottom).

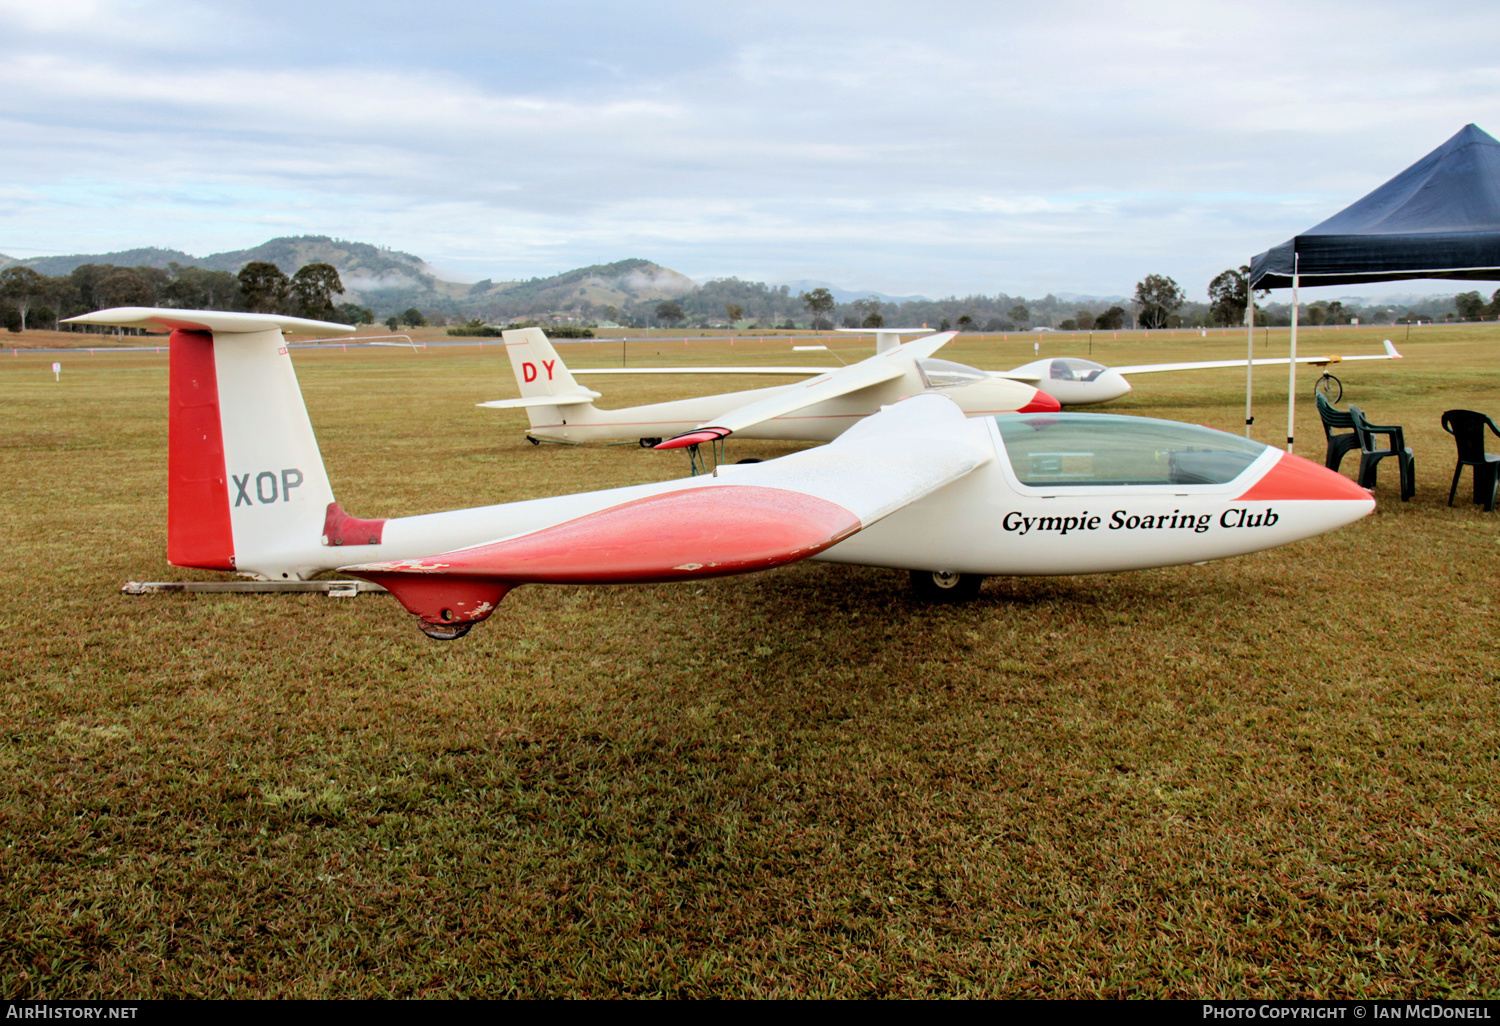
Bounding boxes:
0 261 373 332
7 255 1494 335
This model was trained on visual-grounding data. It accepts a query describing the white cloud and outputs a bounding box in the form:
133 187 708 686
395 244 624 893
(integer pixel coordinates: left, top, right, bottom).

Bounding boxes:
3 1 1499 297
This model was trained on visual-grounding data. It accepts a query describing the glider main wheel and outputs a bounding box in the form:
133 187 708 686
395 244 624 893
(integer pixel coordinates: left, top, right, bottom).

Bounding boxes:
1314 373 1342 404
909 569 983 603
639 437 662 449
734 458 763 464
417 620 474 641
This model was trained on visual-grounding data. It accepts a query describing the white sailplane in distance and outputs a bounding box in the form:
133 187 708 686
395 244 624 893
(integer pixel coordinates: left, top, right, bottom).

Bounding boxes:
488 328 1402 427
1000 339 1402 405
478 327 1060 448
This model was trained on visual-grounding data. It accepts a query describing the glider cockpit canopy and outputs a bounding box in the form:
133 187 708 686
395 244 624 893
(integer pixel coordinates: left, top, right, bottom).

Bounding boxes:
917 358 989 388
1046 358 1108 383
994 414 1268 487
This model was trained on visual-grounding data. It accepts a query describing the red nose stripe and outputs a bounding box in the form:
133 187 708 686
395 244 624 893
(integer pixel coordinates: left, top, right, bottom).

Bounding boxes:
1235 452 1373 502
1017 390 1062 413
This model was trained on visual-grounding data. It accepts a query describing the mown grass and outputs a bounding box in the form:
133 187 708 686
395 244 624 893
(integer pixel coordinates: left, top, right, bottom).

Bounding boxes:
0 324 1497 997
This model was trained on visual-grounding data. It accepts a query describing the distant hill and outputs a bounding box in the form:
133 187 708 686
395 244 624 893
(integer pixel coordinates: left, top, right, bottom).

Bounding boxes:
16 236 432 285
20 246 201 276
4 236 702 319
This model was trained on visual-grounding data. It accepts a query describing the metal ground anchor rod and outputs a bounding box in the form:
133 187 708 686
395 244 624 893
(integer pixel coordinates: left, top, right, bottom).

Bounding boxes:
121 580 388 597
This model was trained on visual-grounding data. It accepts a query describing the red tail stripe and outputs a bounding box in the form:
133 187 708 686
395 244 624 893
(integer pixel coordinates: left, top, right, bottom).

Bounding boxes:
167 329 235 570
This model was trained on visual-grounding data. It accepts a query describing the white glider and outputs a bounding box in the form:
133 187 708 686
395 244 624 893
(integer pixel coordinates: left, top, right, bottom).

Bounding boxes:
478 327 1059 447
545 338 1404 409
67 307 1375 641
998 340 1404 405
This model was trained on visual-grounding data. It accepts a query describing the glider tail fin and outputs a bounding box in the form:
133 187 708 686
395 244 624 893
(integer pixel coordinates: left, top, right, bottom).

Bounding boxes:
503 327 587 399
167 326 344 579
60 307 368 579
499 327 601 430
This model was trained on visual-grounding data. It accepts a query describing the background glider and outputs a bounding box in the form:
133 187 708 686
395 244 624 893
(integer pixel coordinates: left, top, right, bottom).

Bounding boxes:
541 337 1403 409
478 327 1059 446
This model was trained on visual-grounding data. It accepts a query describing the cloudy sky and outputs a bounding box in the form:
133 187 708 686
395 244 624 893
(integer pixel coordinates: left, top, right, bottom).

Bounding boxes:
3 0 1498 302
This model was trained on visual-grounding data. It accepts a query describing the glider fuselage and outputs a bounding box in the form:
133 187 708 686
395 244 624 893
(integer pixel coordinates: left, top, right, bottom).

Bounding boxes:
242 410 1372 585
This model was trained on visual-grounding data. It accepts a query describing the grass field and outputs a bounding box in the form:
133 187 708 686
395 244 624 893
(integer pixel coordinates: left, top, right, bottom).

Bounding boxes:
1 324 1497 998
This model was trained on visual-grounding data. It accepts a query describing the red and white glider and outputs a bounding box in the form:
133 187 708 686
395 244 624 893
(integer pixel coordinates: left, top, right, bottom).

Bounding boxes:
66 307 1378 641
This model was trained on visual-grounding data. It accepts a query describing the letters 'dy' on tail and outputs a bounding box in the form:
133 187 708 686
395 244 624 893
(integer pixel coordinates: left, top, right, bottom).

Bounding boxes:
503 327 589 401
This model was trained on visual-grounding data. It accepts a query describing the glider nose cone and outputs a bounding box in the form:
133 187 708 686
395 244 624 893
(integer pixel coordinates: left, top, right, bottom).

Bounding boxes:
1237 451 1377 507
1098 370 1132 401
1018 388 1062 413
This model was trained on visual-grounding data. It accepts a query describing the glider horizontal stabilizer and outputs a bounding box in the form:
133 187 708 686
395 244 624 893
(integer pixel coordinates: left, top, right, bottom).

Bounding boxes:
63 307 357 336
477 391 602 409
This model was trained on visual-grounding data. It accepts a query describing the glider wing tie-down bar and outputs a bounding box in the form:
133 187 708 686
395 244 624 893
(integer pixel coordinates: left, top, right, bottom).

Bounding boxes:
122 580 386 597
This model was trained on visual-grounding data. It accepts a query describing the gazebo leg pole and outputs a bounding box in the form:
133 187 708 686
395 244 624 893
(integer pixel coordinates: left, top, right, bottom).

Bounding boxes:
1244 274 1255 438
1287 255 1300 454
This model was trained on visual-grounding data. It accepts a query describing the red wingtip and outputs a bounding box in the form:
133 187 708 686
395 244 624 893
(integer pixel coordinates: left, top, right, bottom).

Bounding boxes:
1017 389 1062 413
654 427 731 450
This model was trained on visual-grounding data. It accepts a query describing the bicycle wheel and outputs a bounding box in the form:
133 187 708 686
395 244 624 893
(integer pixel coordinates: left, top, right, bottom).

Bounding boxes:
1314 373 1342 404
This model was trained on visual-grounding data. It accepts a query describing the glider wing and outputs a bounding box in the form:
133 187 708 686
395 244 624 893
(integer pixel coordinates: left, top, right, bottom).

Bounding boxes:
573 366 833 376
653 331 958 449
1115 341 1401 375
342 395 988 634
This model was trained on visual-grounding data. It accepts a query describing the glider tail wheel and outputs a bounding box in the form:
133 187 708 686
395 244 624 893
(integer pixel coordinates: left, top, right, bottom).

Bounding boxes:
909 569 984 602
735 457 763 464
1314 373 1342 404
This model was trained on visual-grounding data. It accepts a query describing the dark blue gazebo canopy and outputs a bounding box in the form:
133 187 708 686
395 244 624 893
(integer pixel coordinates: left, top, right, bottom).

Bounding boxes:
1250 124 1500 290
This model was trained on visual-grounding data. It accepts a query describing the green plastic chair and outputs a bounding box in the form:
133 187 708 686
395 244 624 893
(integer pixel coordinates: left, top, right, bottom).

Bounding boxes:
1349 404 1415 501
1440 409 1500 513
1315 392 1361 473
